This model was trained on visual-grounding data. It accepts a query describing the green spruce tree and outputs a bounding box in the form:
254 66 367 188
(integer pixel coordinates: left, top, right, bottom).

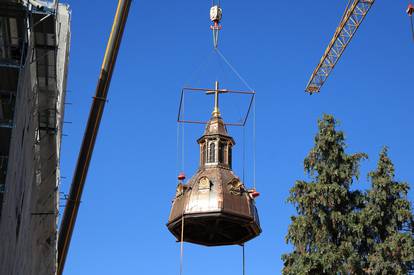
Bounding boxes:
282 114 367 274
363 148 414 274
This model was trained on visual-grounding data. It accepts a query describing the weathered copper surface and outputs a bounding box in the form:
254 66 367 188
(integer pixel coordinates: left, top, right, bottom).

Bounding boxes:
167 114 261 246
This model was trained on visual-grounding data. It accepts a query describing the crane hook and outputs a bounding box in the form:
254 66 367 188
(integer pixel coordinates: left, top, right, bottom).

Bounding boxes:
210 4 222 48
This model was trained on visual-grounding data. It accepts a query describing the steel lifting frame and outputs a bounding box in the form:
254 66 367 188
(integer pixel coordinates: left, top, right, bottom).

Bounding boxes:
177 87 255 127
305 0 375 94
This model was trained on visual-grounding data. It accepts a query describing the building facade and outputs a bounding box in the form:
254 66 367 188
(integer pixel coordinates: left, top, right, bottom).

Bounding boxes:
0 1 70 274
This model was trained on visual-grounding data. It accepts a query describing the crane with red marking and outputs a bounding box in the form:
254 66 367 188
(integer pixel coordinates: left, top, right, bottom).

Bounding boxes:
210 1 223 48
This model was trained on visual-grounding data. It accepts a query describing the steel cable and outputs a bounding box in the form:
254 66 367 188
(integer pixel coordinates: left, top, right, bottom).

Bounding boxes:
215 48 254 92
242 243 246 275
180 216 185 275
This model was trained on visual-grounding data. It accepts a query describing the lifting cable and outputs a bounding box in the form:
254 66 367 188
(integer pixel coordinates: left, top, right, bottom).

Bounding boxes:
253 97 256 190
184 49 218 88
215 48 254 92
176 123 181 173
410 11 414 42
178 95 186 275
177 96 186 174
215 47 256 275
242 244 246 275
213 48 257 191
180 215 185 275
178 160 187 275
182 96 185 171
177 92 186 275
410 16 414 41
242 125 246 183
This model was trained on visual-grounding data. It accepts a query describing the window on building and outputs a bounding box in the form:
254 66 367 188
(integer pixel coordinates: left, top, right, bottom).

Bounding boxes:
0 17 21 61
208 142 216 163
204 143 208 163
228 147 232 168
219 141 226 164
200 143 205 165
0 17 8 60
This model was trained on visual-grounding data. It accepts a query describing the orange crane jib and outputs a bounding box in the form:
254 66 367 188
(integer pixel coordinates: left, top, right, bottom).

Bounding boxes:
305 0 375 94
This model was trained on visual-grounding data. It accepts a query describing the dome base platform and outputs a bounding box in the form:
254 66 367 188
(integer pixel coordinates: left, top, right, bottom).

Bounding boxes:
167 211 261 246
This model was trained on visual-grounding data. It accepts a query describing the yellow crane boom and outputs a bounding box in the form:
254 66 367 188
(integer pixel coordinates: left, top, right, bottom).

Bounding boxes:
305 0 375 94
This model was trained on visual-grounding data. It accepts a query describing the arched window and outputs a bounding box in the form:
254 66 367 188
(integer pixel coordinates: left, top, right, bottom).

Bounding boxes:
208 142 216 163
204 143 208 163
219 142 226 164
200 143 206 165
228 147 232 168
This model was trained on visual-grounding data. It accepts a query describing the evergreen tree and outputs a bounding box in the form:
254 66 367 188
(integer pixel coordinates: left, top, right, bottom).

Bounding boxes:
282 114 367 274
363 148 414 274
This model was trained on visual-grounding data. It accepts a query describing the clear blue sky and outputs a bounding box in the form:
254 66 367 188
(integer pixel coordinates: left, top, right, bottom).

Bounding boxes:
60 1 414 274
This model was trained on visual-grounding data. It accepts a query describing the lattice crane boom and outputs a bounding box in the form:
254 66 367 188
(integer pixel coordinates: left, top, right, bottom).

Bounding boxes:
305 0 375 94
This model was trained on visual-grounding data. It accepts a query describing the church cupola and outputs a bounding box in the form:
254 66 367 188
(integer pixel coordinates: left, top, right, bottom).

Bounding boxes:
167 0 260 249
167 80 261 247
197 81 234 169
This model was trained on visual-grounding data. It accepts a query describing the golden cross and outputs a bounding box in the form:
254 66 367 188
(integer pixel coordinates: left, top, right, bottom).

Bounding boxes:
206 81 227 117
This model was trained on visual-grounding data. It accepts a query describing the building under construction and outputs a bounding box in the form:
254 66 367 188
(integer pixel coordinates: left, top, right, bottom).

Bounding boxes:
0 1 70 274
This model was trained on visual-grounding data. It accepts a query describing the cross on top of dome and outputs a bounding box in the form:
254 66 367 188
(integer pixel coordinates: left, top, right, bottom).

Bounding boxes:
206 80 228 118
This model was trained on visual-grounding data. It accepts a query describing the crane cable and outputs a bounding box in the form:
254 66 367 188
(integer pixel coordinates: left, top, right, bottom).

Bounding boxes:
181 95 185 171
411 16 414 41
215 48 257 190
215 48 254 91
215 46 255 275
176 90 185 275
253 96 256 190
410 9 414 41
214 46 257 191
242 244 246 275
410 11 414 42
180 215 185 275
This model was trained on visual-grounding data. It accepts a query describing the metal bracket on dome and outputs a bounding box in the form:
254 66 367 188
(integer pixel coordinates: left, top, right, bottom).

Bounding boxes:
177 86 255 127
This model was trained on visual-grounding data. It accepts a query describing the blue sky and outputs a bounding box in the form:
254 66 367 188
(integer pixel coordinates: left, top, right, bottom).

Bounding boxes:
60 1 414 274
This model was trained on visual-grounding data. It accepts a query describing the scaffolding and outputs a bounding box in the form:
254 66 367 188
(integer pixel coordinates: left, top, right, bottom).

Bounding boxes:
0 156 8 193
27 0 58 12
30 1 59 135
0 3 26 130
0 0 60 212
0 2 27 210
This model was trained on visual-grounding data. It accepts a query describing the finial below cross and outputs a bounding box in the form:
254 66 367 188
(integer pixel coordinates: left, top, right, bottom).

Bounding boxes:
206 81 227 117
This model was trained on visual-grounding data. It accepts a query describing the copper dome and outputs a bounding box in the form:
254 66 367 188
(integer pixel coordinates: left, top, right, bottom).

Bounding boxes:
167 90 261 246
